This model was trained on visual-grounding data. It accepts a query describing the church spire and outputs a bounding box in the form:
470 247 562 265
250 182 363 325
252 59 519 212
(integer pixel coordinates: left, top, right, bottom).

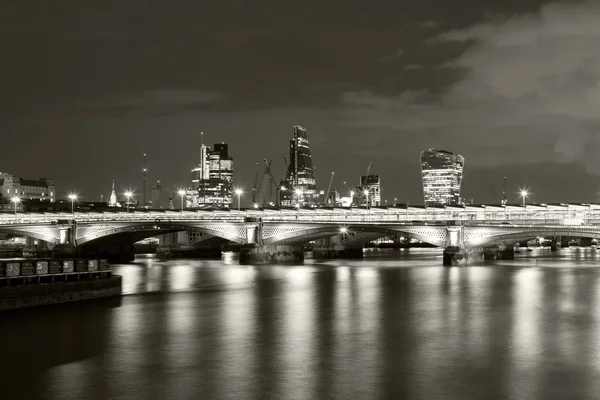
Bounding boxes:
108 180 118 207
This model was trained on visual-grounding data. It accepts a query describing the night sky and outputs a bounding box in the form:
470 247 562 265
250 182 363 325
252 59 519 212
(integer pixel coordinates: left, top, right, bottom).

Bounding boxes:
1 0 598 206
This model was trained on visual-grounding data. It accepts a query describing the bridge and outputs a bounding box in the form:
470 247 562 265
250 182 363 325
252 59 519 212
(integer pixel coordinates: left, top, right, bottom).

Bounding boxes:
2 204 600 265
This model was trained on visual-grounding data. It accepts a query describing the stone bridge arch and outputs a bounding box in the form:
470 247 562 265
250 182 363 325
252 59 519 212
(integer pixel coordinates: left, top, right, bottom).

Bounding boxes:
262 223 447 247
463 226 600 248
74 221 247 245
0 224 62 244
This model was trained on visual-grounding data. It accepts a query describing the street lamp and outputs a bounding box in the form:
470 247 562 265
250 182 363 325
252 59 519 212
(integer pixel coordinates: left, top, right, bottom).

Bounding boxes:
520 189 528 208
235 188 243 211
295 189 303 206
394 197 397 206
253 202 259 209
124 191 133 212
68 193 78 215
177 189 186 212
11 196 20 220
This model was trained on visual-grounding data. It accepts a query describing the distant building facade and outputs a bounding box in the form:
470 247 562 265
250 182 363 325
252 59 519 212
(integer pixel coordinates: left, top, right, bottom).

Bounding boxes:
420 149 465 206
280 126 318 206
188 142 234 207
0 172 55 202
360 175 381 206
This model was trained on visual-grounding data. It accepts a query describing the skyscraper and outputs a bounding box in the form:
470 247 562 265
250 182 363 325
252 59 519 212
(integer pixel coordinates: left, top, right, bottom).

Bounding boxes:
280 126 318 206
420 149 465 206
188 141 234 207
360 175 381 206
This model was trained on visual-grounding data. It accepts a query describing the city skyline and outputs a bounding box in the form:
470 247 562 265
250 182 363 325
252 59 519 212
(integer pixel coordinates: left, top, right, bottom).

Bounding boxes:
2 1 600 204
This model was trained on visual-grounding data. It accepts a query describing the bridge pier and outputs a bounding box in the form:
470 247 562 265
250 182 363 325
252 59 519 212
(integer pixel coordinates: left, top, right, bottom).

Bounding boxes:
483 244 515 260
239 244 304 264
550 237 559 251
443 246 485 266
312 235 363 260
156 232 222 260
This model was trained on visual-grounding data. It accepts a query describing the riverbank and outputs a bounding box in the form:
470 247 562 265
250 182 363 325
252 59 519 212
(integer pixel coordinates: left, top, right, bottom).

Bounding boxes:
0 274 122 311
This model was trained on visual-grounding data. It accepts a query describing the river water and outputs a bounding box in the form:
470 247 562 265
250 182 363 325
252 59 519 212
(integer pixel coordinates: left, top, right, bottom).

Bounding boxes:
2 248 600 400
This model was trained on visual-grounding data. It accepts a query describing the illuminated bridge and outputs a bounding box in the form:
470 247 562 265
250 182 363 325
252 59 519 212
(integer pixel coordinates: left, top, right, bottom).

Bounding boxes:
2 204 600 265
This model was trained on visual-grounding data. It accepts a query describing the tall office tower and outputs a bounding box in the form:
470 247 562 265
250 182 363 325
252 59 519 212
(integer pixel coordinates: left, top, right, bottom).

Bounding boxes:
151 180 161 209
420 149 465 206
188 141 234 207
360 175 381 206
280 126 318 206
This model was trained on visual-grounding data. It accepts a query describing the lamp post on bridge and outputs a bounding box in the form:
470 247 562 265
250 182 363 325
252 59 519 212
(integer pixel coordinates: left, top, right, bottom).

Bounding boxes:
124 191 133 213
177 189 186 213
521 189 528 208
235 188 243 211
11 196 20 221
68 193 78 215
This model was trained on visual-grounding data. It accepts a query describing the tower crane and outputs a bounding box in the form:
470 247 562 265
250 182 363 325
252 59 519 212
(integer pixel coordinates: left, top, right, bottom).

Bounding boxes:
324 172 335 205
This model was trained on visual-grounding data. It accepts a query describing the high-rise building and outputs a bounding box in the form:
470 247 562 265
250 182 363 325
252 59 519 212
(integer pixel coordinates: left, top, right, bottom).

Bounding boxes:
188 142 234 207
151 180 161 209
420 149 465 206
280 126 318 206
360 175 381 206
0 173 55 202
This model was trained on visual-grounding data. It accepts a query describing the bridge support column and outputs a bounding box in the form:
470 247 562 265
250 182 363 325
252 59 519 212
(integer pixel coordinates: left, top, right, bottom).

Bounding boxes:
551 236 559 251
312 235 363 259
239 218 303 264
560 236 570 248
483 244 515 260
443 246 485 266
53 223 77 259
22 237 52 259
239 244 304 265
443 225 484 266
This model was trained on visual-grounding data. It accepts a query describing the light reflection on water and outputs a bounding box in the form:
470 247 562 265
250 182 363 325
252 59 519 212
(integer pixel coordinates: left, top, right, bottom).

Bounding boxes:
3 248 600 399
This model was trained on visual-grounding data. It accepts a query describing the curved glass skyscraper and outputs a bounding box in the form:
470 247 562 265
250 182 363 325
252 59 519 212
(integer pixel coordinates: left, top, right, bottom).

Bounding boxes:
420 149 465 206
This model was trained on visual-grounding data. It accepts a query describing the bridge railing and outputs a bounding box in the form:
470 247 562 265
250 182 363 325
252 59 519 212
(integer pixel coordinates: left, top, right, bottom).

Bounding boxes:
0 209 598 225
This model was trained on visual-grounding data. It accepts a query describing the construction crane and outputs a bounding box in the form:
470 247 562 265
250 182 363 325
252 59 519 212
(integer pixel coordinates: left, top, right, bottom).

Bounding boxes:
490 184 497 203
251 162 259 204
255 159 279 207
324 172 335 205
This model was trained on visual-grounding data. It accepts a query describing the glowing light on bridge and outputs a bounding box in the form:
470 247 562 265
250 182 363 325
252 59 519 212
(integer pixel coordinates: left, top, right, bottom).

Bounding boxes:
177 190 186 212
124 191 134 212
520 189 529 207
234 188 243 211
68 193 78 214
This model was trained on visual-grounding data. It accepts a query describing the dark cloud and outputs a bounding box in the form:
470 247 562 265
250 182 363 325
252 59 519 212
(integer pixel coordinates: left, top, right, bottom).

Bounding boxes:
0 0 594 204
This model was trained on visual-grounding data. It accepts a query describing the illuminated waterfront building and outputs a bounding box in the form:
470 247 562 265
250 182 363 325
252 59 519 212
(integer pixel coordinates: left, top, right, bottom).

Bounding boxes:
0 172 55 202
280 126 318 206
420 149 464 206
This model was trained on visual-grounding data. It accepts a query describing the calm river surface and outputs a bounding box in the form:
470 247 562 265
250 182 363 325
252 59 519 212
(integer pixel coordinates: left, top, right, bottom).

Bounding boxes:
3 248 600 400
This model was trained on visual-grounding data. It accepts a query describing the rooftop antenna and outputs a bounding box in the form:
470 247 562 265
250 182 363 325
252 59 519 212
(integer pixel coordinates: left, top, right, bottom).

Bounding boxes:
142 153 147 207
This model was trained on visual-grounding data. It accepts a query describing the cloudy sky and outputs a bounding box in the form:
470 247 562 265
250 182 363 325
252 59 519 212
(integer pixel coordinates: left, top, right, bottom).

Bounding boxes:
1 0 598 205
